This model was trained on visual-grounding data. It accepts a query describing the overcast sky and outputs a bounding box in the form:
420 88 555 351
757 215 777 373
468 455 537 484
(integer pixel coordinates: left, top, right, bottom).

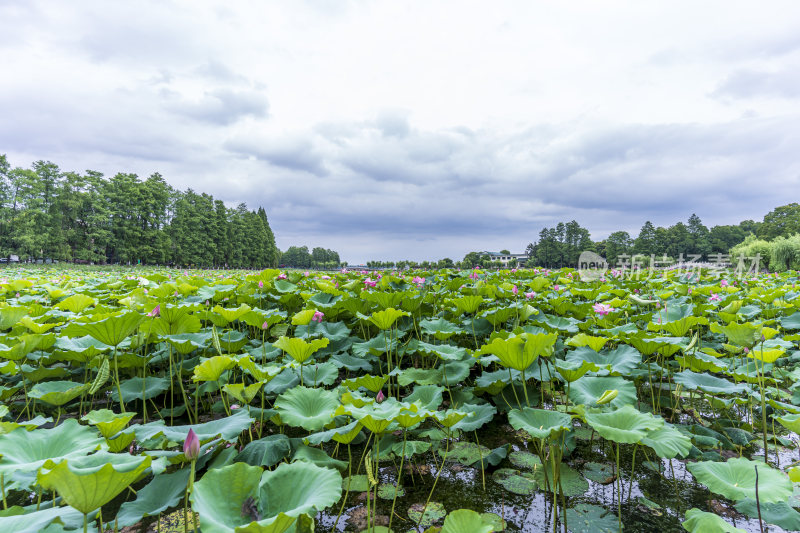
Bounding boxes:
1 1 799 263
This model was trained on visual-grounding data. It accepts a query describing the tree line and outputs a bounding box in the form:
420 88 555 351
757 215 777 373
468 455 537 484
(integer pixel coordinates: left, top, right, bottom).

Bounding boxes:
0 156 279 268
279 246 342 269
525 205 800 269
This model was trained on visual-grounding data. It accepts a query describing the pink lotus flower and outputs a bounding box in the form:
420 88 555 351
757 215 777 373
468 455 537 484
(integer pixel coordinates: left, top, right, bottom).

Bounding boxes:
709 293 721 302
688 288 692 295
593 303 615 316
553 285 560 291
277 273 287 280
184 428 200 460
230 404 241 410
364 278 377 288
720 279 729 288
512 285 518 295
312 310 324 322
304 271 310 277
743 347 750 353
412 276 425 286
525 291 536 299
147 305 160 317
376 390 385 403
261 321 269 330
258 280 264 288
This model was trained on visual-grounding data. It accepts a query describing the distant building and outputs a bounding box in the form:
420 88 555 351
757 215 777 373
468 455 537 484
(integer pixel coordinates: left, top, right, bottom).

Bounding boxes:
478 251 528 265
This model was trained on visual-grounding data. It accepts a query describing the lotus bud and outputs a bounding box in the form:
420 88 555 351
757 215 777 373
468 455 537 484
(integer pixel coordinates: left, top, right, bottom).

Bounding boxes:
184 428 200 460
376 390 385 403
261 321 269 330
147 304 160 317
258 280 264 288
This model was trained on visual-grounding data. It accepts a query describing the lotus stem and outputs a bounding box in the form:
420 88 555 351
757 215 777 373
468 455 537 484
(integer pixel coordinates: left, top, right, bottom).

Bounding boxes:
332 444 352 531
755 464 764 533
388 430 407 531
615 442 622 530
475 430 486 492
417 427 450 529
521 368 530 407
1 473 6 510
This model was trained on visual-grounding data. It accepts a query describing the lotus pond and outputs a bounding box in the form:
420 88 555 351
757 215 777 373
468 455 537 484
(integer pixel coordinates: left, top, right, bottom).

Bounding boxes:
1 265 800 533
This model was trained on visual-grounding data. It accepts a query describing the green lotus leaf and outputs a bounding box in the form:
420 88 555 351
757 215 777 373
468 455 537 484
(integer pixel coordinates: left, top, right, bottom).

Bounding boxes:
450 294 484 314
69 311 145 346
419 318 464 340
709 321 761 349
567 345 641 376
223 382 263 405
552 359 598 383
682 508 744 533
673 370 749 395
441 509 495 533
55 294 97 313
408 501 446 528
212 304 251 324
404 385 444 411
190 462 271 533
568 376 637 409
192 355 236 382
236 434 292 468
81 409 136 439
273 336 329 364
391 440 431 458
492 468 539 495
294 361 339 386
0 306 28 330
687 457 792 503
0 504 93 533
110 376 170 403
416 341 469 361
304 421 362 446
368 307 410 330
343 374 388 393
132 409 254 445
441 442 492 466
477 332 557 372
452 403 497 432
275 385 339 432
238 356 282 382
585 405 663 444
53 335 112 360
508 407 572 440
28 381 90 407
735 498 800 530
335 399 406 434
566 333 609 351
780 311 800 330
115 468 192 527
259 461 342 518
342 474 370 492
565 503 619 533
19 316 61 334
639 423 692 458
0 419 105 477
37 451 152 514
776 412 800 433
161 332 211 354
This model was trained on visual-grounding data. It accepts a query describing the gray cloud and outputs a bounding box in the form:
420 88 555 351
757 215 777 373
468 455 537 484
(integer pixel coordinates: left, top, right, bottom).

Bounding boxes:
167 89 268 125
713 67 800 100
225 136 327 176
